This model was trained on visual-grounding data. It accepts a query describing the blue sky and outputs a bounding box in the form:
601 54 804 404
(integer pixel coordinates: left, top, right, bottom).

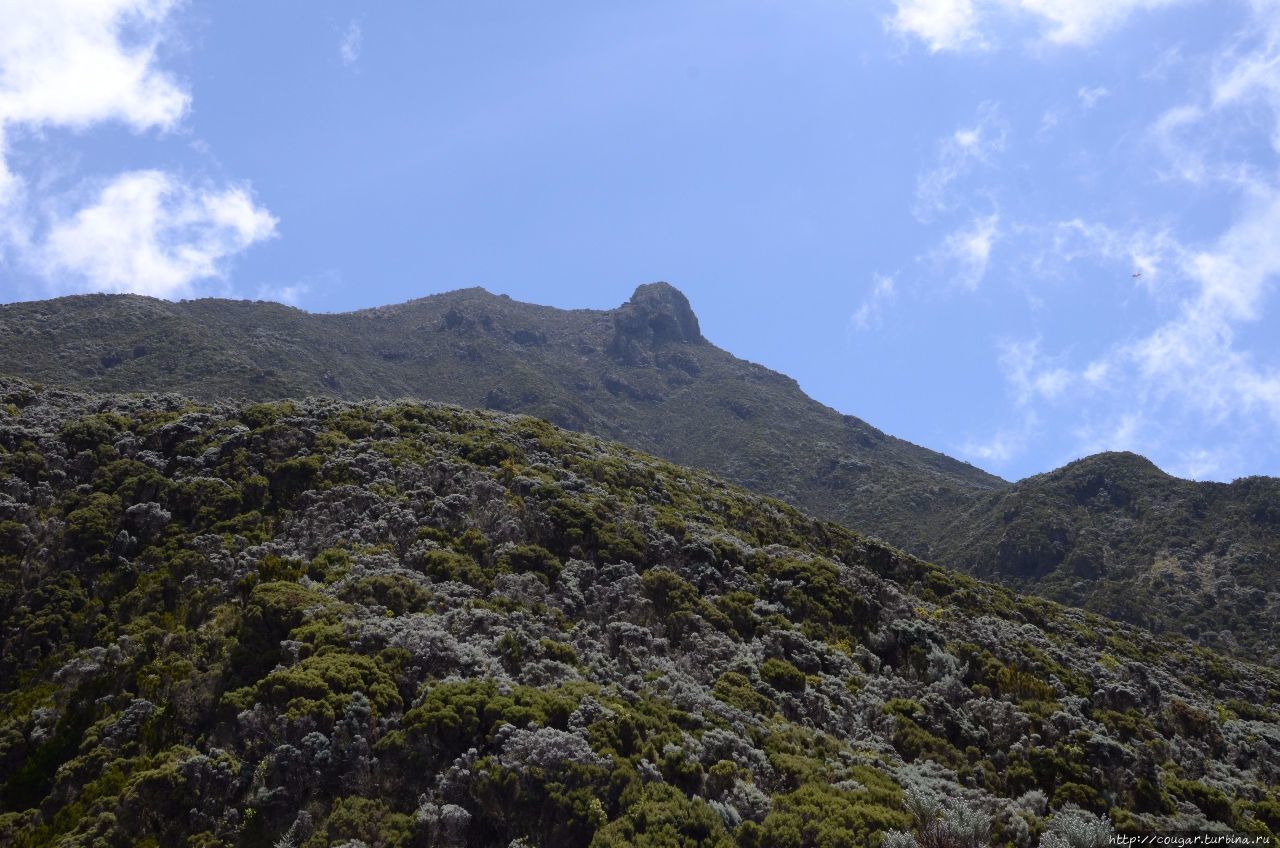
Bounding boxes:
1 1 1279 483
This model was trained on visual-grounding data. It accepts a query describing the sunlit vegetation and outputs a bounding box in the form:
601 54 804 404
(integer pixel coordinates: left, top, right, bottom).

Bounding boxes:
0 377 1277 847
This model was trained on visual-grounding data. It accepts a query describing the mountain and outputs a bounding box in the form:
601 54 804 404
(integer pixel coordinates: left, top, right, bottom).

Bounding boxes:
2 286 1278 666
932 451 1280 666
1 378 1278 847
0 284 1002 556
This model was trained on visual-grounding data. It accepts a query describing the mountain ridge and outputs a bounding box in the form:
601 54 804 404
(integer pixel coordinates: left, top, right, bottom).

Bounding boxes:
2 285 1277 665
0 284 1004 540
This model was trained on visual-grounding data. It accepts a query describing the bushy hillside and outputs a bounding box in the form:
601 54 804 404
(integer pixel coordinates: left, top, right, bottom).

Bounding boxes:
1 378 1277 847
0 285 1002 557
933 452 1280 667
2 287 1279 667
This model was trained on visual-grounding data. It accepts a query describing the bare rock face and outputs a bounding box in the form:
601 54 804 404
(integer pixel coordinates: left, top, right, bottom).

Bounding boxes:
608 282 704 365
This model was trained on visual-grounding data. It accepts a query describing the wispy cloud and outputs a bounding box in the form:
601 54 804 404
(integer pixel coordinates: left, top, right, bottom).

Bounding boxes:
850 273 897 330
986 184 1280 478
0 0 276 297
960 410 1038 465
936 212 1000 289
1016 0 1190 47
1170 445 1242 480
1031 218 1182 287
1038 109 1061 136
339 19 362 69
886 0 984 52
941 3 1280 478
986 183 1280 475
255 282 309 306
914 102 1007 220
998 338 1070 404
1077 85 1111 109
887 0 1194 52
1074 8 1280 458
1144 44 1185 81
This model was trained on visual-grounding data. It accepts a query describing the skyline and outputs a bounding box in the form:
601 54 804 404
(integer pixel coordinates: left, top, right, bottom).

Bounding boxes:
1 1 1279 483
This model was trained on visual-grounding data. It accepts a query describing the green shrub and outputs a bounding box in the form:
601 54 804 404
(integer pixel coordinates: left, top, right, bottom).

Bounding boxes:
761 658 806 692
228 581 341 684
415 548 491 589
301 796 414 848
540 638 579 665
64 492 122 556
591 784 733 848
1053 782 1105 812
751 782 910 848
268 454 323 503
1165 777 1235 825
502 544 563 582
345 573 433 614
712 672 774 715
61 413 130 452
398 680 580 767
225 650 402 725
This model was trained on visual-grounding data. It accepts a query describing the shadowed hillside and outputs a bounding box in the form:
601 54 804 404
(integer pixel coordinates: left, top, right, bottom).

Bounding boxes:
933 451 1280 666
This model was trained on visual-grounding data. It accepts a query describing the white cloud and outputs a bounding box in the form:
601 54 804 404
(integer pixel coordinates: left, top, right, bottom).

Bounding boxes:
1144 44 1186 81
850 272 896 330
0 0 276 298
914 102 1006 220
1038 108 1061 136
1082 359 1110 385
997 338 1073 405
1172 446 1237 480
255 282 309 306
339 20 362 68
960 410 1038 465
1077 85 1110 109
1091 13 1280 438
1123 191 1280 425
983 192 1280 477
0 0 188 132
996 191 1280 474
1070 412 1146 458
40 171 277 297
887 0 1193 53
895 0 1280 479
937 212 1000 289
886 0 983 52
1036 218 1183 289
1014 0 1188 47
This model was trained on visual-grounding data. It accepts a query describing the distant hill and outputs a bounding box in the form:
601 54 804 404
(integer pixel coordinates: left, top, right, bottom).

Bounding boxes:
933 451 1280 665
1 377 1277 845
2 285 1278 665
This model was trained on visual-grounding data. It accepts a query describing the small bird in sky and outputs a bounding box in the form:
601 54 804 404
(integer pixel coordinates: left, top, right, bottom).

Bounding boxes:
1131 271 1143 278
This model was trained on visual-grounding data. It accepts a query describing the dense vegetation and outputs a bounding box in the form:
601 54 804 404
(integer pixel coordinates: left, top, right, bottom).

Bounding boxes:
0 284 1002 556
1 377 1277 847
3 287 1277 667
935 452 1280 667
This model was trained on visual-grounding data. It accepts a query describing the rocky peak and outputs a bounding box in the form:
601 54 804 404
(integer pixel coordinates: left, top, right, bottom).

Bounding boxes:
625 283 703 344
608 283 704 365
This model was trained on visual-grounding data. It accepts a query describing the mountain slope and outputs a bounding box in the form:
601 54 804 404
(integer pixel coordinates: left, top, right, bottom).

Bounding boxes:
2 287 1278 666
932 451 1280 666
1 378 1278 847
0 284 1002 556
